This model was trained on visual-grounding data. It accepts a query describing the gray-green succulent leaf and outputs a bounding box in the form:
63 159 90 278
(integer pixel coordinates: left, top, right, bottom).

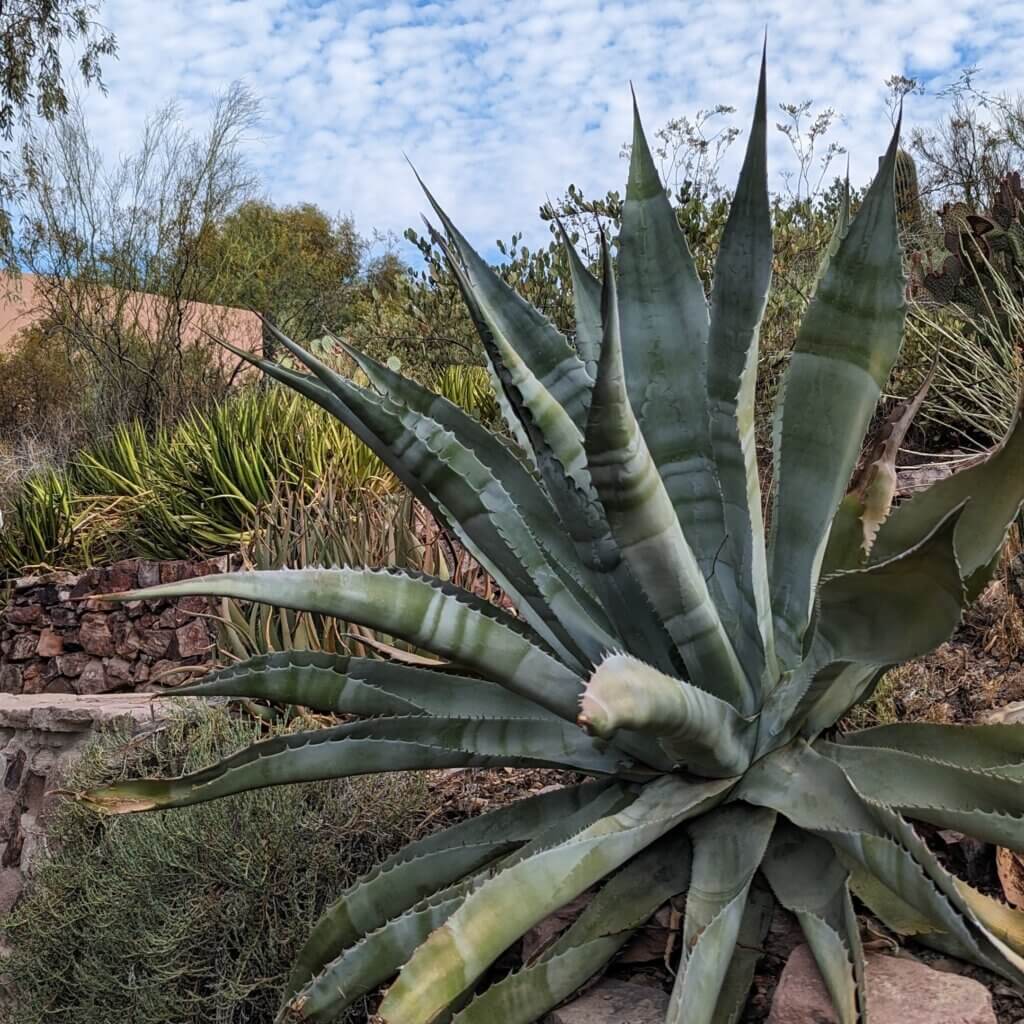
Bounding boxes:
83 54 1024 1024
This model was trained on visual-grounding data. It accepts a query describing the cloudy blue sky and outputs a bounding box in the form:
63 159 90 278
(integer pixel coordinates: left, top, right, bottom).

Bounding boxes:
76 0 1024 257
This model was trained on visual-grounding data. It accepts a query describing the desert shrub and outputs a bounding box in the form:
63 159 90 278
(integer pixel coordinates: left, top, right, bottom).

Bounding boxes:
2 701 434 1024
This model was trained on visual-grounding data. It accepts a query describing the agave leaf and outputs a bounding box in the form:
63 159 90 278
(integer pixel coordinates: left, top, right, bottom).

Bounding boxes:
824 355 938 570
769 120 907 667
257 325 612 668
819 741 1024 850
681 804 775 955
377 775 732 1024
175 651 562 721
665 804 775 1024
287 783 632 1014
954 878 1024 957
416 177 594 430
838 721 1024 773
82 715 634 814
282 882 473 1023
799 663 885 741
813 171 852 292
711 881 775 1024
867 387 1024 597
585 234 750 709
554 217 602 378
668 891 757 1024
762 823 861 1024
741 742 1024 985
617 96 732 624
706 47 775 682
450 831 692 1024
761 505 966 745
422 224 682 678
337 336 588 587
289 843 511 1000
104 568 584 720
578 653 754 776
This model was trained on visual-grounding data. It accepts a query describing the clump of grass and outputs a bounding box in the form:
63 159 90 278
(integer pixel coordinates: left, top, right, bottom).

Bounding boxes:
2 702 435 1024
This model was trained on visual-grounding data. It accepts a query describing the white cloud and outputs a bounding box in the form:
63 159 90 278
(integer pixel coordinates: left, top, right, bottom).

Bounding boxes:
75 0 1024 258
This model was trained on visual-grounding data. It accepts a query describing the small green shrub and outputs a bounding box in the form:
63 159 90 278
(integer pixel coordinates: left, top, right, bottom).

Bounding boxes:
2 702 434 1024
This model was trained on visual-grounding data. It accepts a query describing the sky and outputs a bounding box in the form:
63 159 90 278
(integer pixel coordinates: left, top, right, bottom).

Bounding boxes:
73 0 1024 260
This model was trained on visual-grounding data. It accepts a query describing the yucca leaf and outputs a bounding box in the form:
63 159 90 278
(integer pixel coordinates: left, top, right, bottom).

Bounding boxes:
578 653 754 776
665 804 774 1024
377 775 732 1024
710 882 775 1024
174 651 560 721
769 118 907 667
585 233 750 708
287 781 622 998
82 715 634 814
104 568 584 720
617 96 731 619
451 831 692 1024
706 46 775 682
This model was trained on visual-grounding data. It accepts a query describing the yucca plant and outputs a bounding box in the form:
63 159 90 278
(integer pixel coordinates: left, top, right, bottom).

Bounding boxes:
81 59 1024 1024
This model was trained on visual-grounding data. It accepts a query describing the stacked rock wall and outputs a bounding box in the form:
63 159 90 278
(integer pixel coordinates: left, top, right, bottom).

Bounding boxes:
0 557 225 696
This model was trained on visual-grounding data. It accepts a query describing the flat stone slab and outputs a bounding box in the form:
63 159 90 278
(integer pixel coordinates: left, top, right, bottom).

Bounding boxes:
546 979 669 1024
768 943 996 1024
0 692 173 733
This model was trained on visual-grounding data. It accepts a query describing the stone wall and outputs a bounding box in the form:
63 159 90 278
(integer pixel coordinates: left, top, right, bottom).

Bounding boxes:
0 557 227 697
0 693 173 914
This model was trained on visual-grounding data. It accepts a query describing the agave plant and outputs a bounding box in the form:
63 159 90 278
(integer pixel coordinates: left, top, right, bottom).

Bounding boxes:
81 58 1024 1024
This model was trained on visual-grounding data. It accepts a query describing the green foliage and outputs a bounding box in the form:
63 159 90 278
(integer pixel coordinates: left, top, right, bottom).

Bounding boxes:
82 60 1024 1024
216 484 427 662
0 0 116 263
3 702 433 1024
196 200 365 347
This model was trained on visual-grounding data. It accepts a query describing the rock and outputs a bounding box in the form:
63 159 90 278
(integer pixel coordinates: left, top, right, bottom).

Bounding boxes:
78 614 115 657
7 635 38 662
137 561 161 588
768 944 996 1024
35 628 63 657
174 619 211 659
21 664 44 695
138 629 172 658
0 693 177 913
104 657 133 686
0 665 22 693
75 659 109 694
56 652 90 678
4 605 41 626
997 847 1024 908
545 979 669 1024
